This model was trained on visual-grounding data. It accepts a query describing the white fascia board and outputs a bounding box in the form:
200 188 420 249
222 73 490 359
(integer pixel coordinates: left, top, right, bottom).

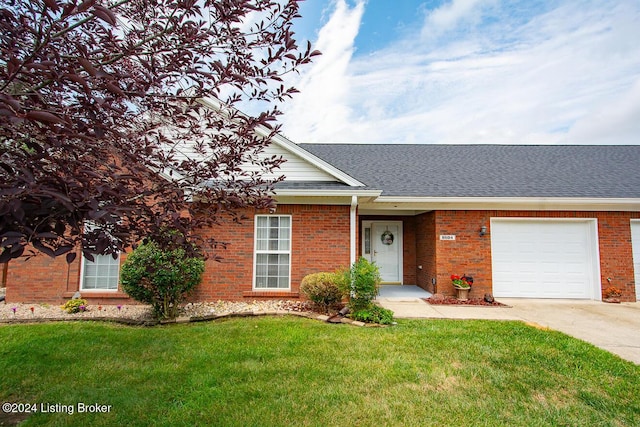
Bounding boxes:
367 196 640 212
273 189 381 198
198 97 364 188
273 190 381 206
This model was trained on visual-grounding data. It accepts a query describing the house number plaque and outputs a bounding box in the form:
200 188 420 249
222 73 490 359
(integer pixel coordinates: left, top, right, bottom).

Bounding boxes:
439 235 456 240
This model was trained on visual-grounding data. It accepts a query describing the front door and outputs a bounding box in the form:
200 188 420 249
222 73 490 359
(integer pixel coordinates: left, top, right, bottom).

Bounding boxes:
371 222 403 284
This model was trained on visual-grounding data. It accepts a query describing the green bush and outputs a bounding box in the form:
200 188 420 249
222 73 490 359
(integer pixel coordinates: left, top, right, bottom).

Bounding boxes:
61 299 88 314
300 272 345 314
120 241 205 319
351 305 394 325
346 257 381 312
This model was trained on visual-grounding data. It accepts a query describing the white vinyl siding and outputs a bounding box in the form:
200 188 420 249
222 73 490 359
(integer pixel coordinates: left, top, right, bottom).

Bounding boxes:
81 254 120 291
247 144 337 181
254 216 291 290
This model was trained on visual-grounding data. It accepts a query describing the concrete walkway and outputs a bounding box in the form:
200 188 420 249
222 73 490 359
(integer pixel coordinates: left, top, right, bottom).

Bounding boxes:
377 290 640 365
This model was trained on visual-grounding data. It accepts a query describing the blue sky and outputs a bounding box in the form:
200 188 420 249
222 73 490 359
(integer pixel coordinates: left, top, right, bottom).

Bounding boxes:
276 0 640 144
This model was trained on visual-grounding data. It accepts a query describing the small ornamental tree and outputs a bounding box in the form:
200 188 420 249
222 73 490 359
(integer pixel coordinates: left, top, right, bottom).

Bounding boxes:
347 257 381 312
120 240 205 320
0 0 320 263
343 257 394 325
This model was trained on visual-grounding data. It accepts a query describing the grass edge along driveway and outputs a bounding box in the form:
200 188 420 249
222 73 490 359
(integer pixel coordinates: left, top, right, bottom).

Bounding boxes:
1 317 639 427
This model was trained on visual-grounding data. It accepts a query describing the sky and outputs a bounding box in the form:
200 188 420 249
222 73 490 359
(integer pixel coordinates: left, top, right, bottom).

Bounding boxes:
275 0 640 145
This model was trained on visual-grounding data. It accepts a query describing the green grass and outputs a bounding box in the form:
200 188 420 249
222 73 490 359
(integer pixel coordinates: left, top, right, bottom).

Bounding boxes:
1 317 639 426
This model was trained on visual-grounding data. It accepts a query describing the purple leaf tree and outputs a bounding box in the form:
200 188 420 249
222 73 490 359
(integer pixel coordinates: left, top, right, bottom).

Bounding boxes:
0 0 319 262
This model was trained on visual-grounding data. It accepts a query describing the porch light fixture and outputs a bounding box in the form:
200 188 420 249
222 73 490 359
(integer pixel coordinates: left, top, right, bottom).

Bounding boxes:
479 225 487 237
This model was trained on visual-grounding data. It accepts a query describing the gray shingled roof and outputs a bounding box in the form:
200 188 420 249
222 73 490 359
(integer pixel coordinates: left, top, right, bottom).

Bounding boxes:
300 144 640 198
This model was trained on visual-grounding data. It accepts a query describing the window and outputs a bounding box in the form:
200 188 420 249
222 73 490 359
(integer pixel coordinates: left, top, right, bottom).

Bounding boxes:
80 222 120 291
81 253 120 291
254 215 291 289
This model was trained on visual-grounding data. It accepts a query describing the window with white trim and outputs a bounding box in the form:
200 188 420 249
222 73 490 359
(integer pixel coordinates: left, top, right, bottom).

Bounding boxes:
81 253 120 291
80 222 120 291
254 215 291 289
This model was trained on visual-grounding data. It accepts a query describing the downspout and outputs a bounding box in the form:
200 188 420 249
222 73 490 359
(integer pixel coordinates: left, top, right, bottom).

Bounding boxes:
350 195 358 265
350 195 358 298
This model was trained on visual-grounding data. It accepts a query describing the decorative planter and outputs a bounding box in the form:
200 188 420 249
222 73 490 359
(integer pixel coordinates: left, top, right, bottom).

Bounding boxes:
454 287 470 301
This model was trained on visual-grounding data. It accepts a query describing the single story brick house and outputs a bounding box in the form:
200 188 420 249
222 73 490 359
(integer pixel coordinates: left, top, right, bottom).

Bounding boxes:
4 127 640 304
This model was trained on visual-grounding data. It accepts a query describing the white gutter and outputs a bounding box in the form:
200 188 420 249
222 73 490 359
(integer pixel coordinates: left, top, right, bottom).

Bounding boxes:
367 196 640 212
273 189 381 198
350 195 358 265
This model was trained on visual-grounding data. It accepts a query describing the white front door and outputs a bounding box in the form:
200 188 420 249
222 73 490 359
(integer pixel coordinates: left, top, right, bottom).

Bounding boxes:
631 221 640 301
371 222 403 284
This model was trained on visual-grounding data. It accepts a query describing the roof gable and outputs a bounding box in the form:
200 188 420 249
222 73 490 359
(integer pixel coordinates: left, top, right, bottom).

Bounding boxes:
198 97 363 187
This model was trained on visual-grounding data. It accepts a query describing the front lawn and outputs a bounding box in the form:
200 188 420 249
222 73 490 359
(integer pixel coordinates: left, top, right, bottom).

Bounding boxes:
1 317 638 426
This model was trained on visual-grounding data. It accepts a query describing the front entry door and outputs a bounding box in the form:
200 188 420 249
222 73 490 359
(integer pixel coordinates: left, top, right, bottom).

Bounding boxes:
371 222 403 284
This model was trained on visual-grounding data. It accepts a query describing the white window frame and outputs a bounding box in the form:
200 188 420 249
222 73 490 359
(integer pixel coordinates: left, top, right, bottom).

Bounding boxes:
80 252 120 292
253 215 292 291
80 222 120 292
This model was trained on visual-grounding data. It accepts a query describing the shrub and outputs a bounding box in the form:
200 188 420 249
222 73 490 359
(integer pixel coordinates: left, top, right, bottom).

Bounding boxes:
341 258 394 324
347 257 381 312
300 272 345 314
62 299 87 314
351 305 395 325
120 241 205 319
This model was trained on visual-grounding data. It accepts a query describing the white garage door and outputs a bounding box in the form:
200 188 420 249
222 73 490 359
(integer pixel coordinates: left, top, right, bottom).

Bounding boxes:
491 219 599 299
632 221 640 301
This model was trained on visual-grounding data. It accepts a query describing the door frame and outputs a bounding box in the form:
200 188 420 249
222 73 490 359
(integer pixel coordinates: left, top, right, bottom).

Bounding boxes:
361 220 403 285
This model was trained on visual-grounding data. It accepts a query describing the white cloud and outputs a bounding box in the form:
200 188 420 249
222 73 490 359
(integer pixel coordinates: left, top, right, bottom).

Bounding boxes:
421 0 496 38
280 0 365 142
281 0 640 145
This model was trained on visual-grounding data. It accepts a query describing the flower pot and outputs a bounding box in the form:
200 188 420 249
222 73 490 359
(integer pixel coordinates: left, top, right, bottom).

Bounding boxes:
455 287 470 301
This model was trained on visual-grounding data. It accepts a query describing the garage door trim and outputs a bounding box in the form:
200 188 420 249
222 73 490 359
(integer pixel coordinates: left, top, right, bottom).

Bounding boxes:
490 218 601 300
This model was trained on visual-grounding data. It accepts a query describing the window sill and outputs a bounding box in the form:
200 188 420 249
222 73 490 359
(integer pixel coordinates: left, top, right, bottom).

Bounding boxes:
63 291 130 300
243 291 299 298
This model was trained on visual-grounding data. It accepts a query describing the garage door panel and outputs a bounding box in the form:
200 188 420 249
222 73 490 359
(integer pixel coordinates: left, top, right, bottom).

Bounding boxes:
491 220 597 299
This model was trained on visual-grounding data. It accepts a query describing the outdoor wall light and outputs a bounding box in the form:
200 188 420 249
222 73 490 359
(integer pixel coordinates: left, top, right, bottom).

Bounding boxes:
479 225 487 237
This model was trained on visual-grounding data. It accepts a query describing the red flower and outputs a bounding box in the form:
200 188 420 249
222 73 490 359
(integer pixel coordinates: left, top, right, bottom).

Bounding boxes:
451 274 460 280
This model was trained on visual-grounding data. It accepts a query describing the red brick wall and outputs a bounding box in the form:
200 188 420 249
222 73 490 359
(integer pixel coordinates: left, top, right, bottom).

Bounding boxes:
192 204 352 301
415 212 436 293
6 207 638 303
5 204 351 304
432 211 493 298
6 250 132 305
431 210 640 301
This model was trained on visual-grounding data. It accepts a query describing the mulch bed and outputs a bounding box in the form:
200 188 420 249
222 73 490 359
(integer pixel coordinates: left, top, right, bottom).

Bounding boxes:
424 297 508 307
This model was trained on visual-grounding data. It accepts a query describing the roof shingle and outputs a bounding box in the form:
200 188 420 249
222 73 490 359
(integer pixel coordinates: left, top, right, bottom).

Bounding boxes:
300 144 640 198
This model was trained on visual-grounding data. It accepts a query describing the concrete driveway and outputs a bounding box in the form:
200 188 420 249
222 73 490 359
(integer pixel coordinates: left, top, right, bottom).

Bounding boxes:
377 296 640 365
